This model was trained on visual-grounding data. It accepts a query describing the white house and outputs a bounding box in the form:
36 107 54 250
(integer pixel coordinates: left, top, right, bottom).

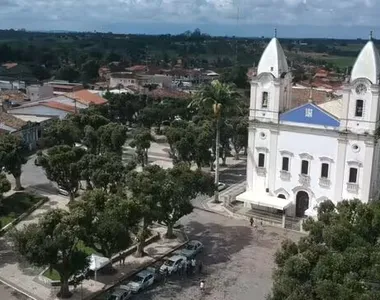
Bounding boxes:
237 36 380 223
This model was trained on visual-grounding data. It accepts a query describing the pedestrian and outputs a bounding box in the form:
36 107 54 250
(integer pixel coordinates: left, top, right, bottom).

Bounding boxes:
249 217 254 227
163 268 168 283
186 260 191 276
200 279 205 291
198 261 203 274
191 258 196 274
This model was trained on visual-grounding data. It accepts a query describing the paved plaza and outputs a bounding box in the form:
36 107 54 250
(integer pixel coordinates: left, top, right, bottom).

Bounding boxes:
128 210 302 300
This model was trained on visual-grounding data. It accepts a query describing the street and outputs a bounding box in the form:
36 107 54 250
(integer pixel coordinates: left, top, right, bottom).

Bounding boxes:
0 283 31 300
135 210 302 300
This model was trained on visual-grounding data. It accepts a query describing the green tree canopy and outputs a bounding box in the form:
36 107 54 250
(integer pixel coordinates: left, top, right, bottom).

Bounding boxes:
40 145 86 201
269 199 380 300
42 119 81 147
129 128 155 167
126 165 165 257
71 189 138 260
0 134 28 190
11 209 89 298
157 163 214 237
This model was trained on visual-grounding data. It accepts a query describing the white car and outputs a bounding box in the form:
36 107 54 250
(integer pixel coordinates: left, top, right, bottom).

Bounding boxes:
217 182 227 192
179 240 204 258
159 255 187 275
123 269 155 293
107 288 131 300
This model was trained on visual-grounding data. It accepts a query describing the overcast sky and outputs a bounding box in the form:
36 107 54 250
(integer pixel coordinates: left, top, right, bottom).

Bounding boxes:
0 0 379 38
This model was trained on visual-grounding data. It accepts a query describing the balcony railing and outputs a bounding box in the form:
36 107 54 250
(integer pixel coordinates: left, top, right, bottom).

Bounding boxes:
256 167 267 177
299 174 310 186
280 170 291 181
347 182 359 194
319 178 331 188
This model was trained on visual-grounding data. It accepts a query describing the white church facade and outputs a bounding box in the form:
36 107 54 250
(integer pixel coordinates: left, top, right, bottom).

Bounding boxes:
237 36 380 221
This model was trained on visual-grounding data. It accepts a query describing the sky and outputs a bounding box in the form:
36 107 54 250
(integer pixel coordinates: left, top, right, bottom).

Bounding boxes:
0 0 379 38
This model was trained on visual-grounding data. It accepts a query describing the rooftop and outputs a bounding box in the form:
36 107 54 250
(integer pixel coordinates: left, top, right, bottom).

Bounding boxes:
350 40 380 84
65 89 107 105
0 111 27 130
257 37 288 78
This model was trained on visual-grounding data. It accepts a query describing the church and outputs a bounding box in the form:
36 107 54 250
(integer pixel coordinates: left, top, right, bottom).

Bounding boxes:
236 35 380 221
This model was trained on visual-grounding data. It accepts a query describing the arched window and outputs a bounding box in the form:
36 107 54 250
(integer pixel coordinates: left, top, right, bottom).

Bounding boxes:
355 99 364 117
262 92 268 108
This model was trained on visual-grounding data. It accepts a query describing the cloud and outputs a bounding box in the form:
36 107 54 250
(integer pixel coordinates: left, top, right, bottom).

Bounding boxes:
0 0 379 33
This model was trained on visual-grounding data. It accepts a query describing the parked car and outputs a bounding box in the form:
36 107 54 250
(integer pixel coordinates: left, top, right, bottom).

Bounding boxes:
107 288 131 300
122 269 155 293
179 240 204 258
159 255 187 275
217 182 227 192
57 186 69 196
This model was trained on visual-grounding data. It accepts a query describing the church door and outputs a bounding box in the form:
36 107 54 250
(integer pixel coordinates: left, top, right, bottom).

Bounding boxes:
295 191 309 217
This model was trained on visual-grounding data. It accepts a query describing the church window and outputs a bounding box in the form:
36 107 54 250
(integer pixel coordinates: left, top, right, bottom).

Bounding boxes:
355 100 364 117
258 153 265 168
305 108 313 118
262 92 268 108
282 157 289 172
301 160 309 175
349 168 358 183
321 163 329 178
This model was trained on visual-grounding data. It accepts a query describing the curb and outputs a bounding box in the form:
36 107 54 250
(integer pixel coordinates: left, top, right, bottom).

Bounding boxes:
193 206 231 218
0 277 39 300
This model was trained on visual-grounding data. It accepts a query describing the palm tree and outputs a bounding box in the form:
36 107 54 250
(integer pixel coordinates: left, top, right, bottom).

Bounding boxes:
189 80 240 203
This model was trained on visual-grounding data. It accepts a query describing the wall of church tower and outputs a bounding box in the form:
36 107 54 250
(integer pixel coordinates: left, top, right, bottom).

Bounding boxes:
340 80 380 134
249 73 292 124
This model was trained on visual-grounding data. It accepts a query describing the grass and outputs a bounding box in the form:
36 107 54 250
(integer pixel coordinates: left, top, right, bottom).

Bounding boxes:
322 55 356 68
0 192 45 228
42 241 98 281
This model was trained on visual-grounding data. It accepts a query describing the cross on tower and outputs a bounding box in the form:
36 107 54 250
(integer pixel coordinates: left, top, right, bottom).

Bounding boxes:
274 28 277 38
370 30 373 40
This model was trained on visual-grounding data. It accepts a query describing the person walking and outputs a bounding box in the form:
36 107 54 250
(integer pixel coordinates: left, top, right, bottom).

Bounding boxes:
186 260 191 276
191 258 196 275
249 217 254 227
198 261 203 274
200 279 205 291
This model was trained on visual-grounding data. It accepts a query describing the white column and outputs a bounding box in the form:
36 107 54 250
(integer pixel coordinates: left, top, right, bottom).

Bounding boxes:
334 137 348 202
361 140 375 203
246 127 256 191
268 129 279 194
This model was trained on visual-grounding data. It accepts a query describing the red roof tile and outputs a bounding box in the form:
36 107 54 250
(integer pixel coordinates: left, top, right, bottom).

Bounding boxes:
41 101 77 113
65 90 107 105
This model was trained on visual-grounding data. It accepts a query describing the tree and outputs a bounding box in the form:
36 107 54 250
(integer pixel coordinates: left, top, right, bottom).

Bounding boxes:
189 80 240 202
42 119 81 147
71 190 138 262
79 153 135 193
226 116 248 160
55 66 80 82
126 165 164 257
0 173 11 200
129 129 155 167
157 164 214 238
268 199 380 300
97 123 127 156
40 145 86 202
0 134 28 190
11 209 89 298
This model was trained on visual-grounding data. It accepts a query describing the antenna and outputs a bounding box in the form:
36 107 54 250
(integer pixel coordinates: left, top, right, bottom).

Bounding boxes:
369 30 373 41
234 0 240 65
274 28 277 38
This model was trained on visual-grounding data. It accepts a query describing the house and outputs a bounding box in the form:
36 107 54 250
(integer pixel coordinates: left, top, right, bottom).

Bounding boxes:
236 36 380 227
8 100 77 120
0 111 44 150
46 81 84 94
26 85 54 101
109 72 138 89
65 89 107 106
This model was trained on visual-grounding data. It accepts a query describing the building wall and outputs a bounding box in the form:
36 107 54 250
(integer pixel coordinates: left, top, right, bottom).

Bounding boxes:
110 77 138 88
27 85 54 101
9 106 69 119
247 122 373 216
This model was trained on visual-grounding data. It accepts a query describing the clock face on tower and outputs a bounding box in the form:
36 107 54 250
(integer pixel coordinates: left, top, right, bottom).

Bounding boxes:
355 84 367 95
